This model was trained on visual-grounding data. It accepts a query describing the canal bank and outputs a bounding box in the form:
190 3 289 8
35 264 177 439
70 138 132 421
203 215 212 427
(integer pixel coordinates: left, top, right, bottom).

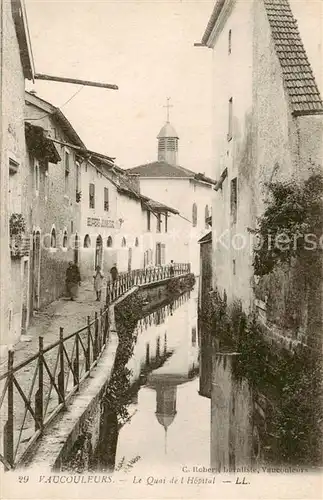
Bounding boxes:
17 273 195 471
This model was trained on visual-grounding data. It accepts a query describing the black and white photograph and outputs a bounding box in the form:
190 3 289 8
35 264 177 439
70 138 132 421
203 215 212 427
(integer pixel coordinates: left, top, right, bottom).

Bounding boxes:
0 0 322 498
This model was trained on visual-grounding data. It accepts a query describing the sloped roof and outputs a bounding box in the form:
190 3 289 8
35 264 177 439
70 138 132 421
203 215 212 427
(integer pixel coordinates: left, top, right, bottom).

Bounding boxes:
198 231 212 244
263 0 323 115
25 91 86 147
201 0 226 45
201 0 323 116
127 161 196 178
141 197 179 215
12 0 35 80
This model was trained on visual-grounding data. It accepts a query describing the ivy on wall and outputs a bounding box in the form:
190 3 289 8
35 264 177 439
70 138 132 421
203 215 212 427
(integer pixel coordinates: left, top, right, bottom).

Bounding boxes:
167 273 196 296
103 291 144 424
253 172 323 276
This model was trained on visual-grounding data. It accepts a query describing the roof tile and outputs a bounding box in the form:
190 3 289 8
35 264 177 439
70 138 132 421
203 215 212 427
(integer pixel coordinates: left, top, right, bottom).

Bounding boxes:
127 161 196 179
263 0 323 115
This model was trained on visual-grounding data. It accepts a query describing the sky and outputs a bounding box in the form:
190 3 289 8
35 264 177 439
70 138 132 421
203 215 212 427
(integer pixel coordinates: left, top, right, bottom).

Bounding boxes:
25 0 214 174
25 0 322 176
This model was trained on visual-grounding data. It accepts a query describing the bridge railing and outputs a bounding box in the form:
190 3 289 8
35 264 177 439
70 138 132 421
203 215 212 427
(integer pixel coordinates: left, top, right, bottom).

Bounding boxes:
0 263 191 470
106 263 191 303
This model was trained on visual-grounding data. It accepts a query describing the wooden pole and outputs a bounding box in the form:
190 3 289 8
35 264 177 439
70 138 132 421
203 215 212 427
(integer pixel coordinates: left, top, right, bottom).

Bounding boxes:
34 73 118 90
35 336 44 430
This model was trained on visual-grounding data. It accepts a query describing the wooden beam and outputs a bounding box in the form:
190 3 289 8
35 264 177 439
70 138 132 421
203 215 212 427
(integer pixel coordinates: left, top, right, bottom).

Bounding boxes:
48 137 116 163
34 73 118 90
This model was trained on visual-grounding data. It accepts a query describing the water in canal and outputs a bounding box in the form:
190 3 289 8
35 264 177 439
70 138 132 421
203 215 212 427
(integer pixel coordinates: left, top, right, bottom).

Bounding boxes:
113 286 210 472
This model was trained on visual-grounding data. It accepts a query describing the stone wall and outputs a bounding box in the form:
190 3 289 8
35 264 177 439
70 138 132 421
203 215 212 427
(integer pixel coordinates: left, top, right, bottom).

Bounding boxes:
0 0 29 350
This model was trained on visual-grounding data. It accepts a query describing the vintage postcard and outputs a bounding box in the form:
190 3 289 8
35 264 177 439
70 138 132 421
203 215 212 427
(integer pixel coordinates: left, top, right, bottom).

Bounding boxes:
0 0 322 499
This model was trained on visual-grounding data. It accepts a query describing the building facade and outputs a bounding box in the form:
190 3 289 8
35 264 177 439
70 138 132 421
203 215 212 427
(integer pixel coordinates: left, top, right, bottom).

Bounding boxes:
127 119 213 275
24 91 83 312
0 0 34 352
78 155 181 281
201 0 323 344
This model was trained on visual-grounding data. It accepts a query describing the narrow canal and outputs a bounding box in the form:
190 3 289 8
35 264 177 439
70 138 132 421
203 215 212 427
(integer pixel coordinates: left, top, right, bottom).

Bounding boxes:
114 286 210 471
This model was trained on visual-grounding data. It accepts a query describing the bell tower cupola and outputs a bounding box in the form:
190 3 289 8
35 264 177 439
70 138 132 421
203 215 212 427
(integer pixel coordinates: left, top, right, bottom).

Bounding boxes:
157 97 179 166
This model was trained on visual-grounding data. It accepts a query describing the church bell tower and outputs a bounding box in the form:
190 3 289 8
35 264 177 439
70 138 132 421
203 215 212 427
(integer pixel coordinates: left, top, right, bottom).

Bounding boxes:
157 97 179 166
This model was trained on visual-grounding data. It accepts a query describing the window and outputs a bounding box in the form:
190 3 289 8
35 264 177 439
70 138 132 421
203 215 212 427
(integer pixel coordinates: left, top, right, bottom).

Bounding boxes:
107 236 113 248
157 214 161 233
121 237 127 247
147 211 151 231
134 237 139 247
104 187 109 211
205 205 210 228
75 162 80 201
71 220 74 233
9 159 19 213
34 158 40 193
191 326 197 347
233 259 236 275
63 230 68 248
228 97 233 141
50 228 56 248
192 203 197 227
89 183 95 208
64 151 70 194
165 214 168 233
83 234 91 248
155 243 166 266
230 177 237 224
228 29 232 54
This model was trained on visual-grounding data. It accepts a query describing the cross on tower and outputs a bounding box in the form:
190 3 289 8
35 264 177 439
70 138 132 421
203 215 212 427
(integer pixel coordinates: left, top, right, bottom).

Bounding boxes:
163 97 173 123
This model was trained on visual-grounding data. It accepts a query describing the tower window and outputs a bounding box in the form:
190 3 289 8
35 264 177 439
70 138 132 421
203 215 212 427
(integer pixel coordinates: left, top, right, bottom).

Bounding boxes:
230 177 237 224
228 29 232 54
159 138 166 151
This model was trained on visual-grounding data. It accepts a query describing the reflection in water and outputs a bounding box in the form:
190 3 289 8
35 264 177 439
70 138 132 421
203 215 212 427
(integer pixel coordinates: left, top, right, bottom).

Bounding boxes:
113 286 210 470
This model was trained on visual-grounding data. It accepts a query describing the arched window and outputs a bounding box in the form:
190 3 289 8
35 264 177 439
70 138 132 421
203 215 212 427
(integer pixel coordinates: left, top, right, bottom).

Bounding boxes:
83 234 91 248
134 237 139 247
192 203 197 227
107 236 113 248
50 228 56 248
121 237 127 248
62 230 68 248
205 205 210 228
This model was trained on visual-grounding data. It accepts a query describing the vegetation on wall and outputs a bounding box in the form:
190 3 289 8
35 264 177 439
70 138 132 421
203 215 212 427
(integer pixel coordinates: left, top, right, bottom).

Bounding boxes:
167 273 196 296
9 213 26 236
253 172 323 276
103 291 144 424
205 290 322 466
